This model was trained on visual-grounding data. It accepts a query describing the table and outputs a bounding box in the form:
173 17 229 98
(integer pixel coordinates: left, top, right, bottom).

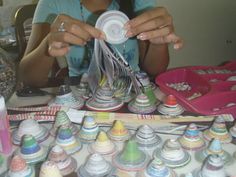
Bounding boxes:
2 86 236 177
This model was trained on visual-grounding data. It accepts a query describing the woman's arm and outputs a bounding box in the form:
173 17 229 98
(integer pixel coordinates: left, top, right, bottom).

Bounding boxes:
19 14 105 87
19 23 55 87
139 41 169 77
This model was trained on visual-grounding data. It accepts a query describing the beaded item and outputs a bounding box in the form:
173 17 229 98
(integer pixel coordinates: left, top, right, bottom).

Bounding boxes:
0 48 16 101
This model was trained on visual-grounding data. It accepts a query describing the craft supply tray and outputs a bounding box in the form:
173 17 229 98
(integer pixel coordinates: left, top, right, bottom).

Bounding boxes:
155 61 236 117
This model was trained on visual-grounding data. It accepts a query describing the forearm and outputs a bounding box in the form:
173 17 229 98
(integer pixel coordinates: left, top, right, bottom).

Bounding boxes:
140 42 169 78
19 35 55 87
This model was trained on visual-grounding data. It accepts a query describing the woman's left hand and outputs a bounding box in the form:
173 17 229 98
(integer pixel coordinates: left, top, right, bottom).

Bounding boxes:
124 7 183 50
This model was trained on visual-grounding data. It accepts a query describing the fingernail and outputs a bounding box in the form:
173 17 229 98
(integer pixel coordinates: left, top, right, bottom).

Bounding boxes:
137 33 147 40
124 22 131 30
174 44 180 50
100 32 106 40
126 31 133 38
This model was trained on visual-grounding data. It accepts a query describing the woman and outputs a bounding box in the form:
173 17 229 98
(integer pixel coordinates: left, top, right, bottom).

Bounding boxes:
19 0 183 87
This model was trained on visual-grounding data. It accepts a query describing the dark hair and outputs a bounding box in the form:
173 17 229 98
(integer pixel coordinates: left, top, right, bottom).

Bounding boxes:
119 0 134 18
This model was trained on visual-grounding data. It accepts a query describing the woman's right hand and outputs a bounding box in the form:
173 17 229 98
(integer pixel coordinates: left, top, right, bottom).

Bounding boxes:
47 14 105 57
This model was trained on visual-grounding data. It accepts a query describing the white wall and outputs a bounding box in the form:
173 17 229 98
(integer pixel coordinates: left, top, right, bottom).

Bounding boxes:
157 0 236 68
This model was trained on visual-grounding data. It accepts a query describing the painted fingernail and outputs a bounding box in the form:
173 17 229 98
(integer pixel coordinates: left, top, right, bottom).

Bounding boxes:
137 33 147 40
174 44 180 50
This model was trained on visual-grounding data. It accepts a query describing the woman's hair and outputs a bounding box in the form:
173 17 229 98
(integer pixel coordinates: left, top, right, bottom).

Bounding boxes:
119 0 134 18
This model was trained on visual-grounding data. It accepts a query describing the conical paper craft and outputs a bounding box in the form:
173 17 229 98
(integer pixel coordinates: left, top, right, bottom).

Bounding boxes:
107 120 130 142
39 161 62 177
55 125 82 155
50 110 79 137
128 93 156 114
203 115 232 143
48 145 77 176
192 154 227 177
112 139 150 171
157 95 184 116
134 125 162 151
178 123 205 151
136 157 177 177
78 153 116 177
153 138 191 168
12 119 49 145
48 84 84 109
7 155 35 177
86 84 123 111
88 131 116 155
16 134 48 164
74 81 91 100
78 116 100 143
195 138 233 165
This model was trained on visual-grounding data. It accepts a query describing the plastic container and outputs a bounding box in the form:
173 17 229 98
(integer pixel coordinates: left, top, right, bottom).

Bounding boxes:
0 95 12 154
155 61 236 117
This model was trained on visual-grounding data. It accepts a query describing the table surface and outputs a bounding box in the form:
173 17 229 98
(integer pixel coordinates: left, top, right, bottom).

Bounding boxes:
2 86 236 177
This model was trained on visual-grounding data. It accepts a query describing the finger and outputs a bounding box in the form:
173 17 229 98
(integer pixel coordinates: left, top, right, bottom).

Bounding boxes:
49 31 87 46
173 38 184 50
82 22 106 40
150 33 184 50
66 23 92 41
137 26 172 40
52 20 91 42
48 45 70 57
52 14 105 40
128 15 172 37
164 33 182 43
125 7 168 29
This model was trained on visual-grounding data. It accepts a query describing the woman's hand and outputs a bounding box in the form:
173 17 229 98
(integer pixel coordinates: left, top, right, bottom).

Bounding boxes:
124 7 183 50
47 14 105 57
